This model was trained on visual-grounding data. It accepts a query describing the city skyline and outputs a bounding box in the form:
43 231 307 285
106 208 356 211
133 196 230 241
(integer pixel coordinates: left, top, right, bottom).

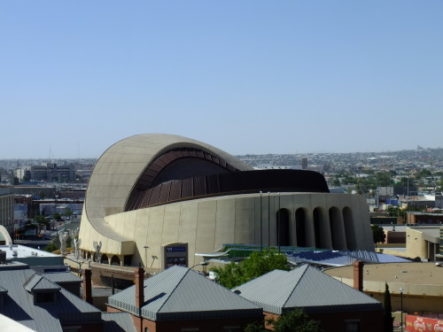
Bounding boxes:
1 1 442 158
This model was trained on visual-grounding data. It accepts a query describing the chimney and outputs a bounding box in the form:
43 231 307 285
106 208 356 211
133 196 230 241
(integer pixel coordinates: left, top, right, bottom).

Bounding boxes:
83 268 93 304
353 260 364 291
134 267 145 309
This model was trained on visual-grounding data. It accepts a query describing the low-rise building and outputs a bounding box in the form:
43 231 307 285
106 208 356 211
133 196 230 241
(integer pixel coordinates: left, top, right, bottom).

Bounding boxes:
406 211 443 225
234 264 384 332
107 266 263 332
325 262 443 315
0 267 135 332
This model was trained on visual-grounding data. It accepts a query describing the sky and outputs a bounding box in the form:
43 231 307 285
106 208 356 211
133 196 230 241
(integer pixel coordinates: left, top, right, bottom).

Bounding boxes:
1 1 442 158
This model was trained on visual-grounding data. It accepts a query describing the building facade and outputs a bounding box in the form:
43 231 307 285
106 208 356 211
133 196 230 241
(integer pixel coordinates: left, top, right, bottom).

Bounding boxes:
79 134 375 271
0 188 14 233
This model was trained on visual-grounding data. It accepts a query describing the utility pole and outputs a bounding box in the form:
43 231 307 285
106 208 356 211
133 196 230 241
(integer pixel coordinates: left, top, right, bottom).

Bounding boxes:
260 191 263 251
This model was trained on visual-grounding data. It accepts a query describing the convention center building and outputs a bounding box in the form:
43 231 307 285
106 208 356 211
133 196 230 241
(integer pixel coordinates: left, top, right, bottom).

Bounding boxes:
79 134 374 270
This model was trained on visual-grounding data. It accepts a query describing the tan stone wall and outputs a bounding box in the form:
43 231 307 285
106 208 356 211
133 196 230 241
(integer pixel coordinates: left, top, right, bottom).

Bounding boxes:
405 228 427 259
80 192 374 270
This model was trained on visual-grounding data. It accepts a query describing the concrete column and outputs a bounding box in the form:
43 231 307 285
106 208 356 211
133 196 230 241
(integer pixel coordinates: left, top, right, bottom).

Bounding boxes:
119 255 124 266
315 208 332 249
289 211 297 246
305 209 316 247
330 208 347 250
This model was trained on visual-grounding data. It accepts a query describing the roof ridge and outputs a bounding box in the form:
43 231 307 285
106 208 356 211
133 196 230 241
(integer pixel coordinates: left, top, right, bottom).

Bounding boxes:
155 267 191 314
23 272 41 291
281 265 309 308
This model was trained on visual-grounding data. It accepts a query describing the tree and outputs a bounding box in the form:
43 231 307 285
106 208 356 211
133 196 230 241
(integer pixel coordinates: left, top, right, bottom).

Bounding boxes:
244 322 266 332
383 283 393 332
53 213 62 221
244 309 322 332
271 309 322 332
371 224 386 244
63 208 73 218
212 249 289 289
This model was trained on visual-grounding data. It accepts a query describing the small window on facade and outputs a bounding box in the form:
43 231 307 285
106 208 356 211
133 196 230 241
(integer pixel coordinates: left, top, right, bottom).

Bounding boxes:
144 328 149 332
35 292 55 303
344 319 360 332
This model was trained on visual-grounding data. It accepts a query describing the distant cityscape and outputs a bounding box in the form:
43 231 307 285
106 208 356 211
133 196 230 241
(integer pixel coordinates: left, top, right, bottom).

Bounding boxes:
1 144 443 331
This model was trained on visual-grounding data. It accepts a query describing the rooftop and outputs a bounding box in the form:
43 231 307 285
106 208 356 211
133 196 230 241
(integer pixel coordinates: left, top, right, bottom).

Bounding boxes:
234 264 381 315
325 262 443 296
0 269 101 331
108 265 261 322
0 245 59 259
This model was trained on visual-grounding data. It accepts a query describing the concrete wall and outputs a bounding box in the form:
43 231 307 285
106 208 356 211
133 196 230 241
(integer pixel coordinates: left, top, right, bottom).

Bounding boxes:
80 192 374 270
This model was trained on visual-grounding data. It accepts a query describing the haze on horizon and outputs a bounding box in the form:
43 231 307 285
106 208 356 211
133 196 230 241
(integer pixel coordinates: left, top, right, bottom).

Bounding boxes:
1 1 442 159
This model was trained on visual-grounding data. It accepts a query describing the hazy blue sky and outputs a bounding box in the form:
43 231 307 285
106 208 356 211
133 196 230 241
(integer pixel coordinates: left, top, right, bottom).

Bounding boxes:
1 1 442 158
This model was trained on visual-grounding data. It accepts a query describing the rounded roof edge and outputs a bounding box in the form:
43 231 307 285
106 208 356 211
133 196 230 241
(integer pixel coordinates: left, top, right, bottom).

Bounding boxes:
83 134 252 237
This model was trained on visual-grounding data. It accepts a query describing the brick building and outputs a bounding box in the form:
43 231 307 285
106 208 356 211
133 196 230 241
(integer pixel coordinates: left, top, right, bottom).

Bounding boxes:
234 264 384 332
107 266 262 332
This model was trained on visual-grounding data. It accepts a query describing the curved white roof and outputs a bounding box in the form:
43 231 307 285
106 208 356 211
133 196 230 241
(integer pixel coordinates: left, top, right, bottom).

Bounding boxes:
82 134 252 244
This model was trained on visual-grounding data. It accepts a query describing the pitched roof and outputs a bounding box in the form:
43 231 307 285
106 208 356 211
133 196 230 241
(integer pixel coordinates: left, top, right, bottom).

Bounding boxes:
108 265 261 321
101 312 136 332
0 269 101 331
233 264 382 315
24 273 61 293
44 272 81 284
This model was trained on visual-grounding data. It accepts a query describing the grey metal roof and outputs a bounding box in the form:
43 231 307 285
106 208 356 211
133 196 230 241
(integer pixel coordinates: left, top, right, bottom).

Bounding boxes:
24 273 61 293
234 264 382 315
44 272 82 284
0 269 101 332
108 265 261 321
101 312 137 332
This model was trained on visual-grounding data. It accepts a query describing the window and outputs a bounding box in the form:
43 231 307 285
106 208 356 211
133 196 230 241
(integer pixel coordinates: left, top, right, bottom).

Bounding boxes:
35 292 55 303
344 320 360 332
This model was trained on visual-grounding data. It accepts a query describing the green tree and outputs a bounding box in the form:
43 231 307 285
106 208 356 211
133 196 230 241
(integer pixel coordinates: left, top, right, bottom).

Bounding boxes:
376 171 393 186
383 283 393 332
371 224 386 244
244 309 322 332
212 249 289 289
63 208 73 218
244 322 266 332
271 309 322 332
44 240 58 252
53 213 62 221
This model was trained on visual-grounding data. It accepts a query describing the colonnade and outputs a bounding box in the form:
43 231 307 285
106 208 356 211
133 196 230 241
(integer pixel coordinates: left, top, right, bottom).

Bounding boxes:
270 206 357 250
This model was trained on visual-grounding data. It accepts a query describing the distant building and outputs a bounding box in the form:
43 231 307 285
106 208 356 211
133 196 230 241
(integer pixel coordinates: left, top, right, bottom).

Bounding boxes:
12 185 56 199
301 157 308 170
406 212 443 225
0 188 14 233
326 262 443 315
30 163 75 183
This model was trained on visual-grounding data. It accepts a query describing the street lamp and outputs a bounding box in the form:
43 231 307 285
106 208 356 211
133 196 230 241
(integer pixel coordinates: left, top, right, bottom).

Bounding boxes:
399 287 404 332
